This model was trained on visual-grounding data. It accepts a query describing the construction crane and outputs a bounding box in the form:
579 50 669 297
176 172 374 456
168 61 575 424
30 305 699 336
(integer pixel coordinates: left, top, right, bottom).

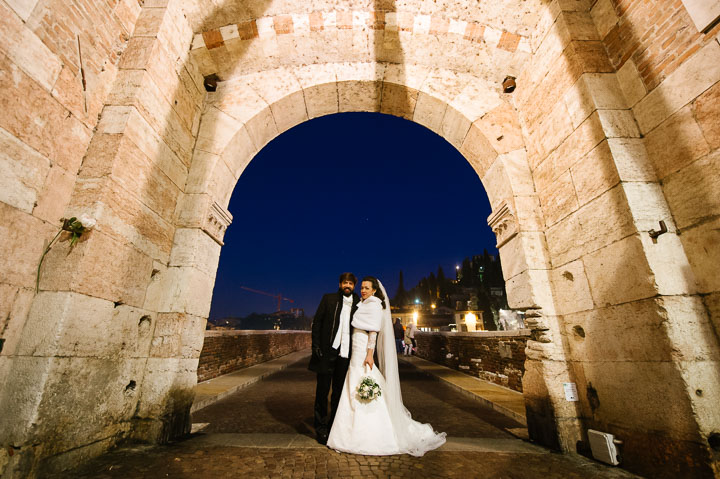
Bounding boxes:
240 286 295 312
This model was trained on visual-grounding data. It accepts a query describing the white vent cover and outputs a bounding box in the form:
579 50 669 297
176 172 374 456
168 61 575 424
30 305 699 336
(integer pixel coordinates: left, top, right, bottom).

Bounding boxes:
588 429 621 466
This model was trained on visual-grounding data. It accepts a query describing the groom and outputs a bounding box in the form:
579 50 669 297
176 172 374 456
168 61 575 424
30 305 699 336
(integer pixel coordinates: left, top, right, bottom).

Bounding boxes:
308 272 360 444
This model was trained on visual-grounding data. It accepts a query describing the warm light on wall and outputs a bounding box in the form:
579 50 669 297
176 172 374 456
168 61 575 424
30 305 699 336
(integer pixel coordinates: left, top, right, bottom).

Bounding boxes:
412 311 418 324
465 312 477 332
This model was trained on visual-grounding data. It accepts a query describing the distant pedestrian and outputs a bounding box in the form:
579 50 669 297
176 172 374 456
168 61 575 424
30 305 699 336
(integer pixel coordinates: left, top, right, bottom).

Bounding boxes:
406 321 417 355
393 317 405 353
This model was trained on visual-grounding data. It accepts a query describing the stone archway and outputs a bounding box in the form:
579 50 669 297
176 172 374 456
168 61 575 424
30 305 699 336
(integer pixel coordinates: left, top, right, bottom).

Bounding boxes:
2 0 719 477
170 60 575 451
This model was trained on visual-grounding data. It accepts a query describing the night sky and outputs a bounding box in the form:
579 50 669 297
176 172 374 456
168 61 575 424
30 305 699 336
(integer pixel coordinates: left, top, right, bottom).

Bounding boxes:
209 112 497 320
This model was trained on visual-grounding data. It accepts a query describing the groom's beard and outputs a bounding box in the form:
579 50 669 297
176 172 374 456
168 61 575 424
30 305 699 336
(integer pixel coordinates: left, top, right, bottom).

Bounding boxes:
342 288 353 297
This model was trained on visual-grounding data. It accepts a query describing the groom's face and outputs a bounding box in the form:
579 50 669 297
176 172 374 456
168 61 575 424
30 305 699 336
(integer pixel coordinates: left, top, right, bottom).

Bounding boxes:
339 280 355 296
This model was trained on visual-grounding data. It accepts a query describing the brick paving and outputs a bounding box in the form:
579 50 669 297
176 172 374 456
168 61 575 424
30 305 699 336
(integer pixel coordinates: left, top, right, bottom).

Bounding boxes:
52 359 638 478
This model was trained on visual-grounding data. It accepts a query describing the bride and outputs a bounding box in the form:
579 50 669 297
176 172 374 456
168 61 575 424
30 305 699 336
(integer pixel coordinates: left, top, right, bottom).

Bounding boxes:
327 276 446 456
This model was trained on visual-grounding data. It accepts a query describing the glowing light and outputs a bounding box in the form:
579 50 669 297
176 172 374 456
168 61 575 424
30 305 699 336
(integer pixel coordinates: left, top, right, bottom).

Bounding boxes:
465 312 477 332
412 311 418 323
431 303 436 309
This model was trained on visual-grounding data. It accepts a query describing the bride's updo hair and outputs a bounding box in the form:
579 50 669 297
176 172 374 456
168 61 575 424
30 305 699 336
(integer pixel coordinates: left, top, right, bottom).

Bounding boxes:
362 276 386 309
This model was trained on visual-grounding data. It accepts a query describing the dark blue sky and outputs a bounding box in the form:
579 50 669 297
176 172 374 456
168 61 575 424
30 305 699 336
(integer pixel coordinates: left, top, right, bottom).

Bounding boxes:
209 112 497 319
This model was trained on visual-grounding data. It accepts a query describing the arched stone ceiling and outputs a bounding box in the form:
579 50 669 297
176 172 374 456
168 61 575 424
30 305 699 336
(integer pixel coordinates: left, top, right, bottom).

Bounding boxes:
179 0 551 84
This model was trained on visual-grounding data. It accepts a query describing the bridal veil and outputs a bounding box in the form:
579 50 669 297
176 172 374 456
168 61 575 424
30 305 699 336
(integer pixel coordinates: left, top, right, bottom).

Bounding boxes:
376 280 447 456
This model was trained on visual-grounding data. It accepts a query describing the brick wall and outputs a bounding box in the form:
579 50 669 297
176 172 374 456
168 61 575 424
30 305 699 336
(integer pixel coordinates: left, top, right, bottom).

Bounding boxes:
197 330 311 382
414 331 530 392
597 0 720 91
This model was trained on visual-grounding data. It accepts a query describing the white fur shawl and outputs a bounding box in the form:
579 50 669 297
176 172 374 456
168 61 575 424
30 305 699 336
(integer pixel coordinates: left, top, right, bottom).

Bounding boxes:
351 296 383 332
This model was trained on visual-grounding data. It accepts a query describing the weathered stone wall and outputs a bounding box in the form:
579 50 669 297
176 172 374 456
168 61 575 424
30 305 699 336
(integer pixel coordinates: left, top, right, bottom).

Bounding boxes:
510 1 720 477
197 330 311 382
414 331 529 392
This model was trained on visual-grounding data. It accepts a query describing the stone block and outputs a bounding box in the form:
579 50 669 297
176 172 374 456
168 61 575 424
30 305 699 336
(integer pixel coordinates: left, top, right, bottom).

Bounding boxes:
0 202 56 287
616 59 646 108
583 234 657 307
113 0 142 34
449 76 502 124
0 284 33 357
380 82 417 120
69 176 175 262
538 170 579 227
577 185 637 254
475 102 524 155
32 357 144 455
499 232 551 280
460 122 497 178
590 0 618 39
118 109 188 189
633 41 720 134
155 266 215 317
33 165 76 224
550 260 594 316
338 79 382 113
303 81 339 119
0 126 50 213
661 295 720 361
704 293 720 341
39 229 153 308
0 2 62 92
17 292 154 359
638 232 697 296
134 357 197 418
570 140 620 207
169 228 222 277
440 106 472 150
412 91 447 134
505 269 555 313
606 138 657 182
662 150 720 230
679 217 720 294
563 298 674 362
0 53 91 173
621 182 675 232
514 195 545 232
196 106 243 156
108 70 194 167
0 356 52 443
5 0 39 21
150 312 206 359
82 133 181 224
214 78 270 125
270 90 309 133
220 126 256 178
546 210 584 267
693 79 720 149
243 106 279 151
579 360 700 439
596 109 640 138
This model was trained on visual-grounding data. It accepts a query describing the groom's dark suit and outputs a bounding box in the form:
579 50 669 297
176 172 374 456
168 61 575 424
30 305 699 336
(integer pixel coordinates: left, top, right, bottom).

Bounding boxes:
308 289 360 439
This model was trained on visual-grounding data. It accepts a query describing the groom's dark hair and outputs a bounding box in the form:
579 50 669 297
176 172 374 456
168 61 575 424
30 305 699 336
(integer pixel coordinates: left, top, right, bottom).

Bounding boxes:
362 276 386 309
339 272 357 285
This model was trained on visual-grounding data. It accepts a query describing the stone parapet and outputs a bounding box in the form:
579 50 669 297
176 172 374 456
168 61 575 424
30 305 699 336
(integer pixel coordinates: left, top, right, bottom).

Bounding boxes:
197 330 311 382
414 330 529 392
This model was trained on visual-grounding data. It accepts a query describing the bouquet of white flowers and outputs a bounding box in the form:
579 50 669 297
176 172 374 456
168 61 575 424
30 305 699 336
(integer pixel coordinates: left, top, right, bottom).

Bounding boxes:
356 376 382 402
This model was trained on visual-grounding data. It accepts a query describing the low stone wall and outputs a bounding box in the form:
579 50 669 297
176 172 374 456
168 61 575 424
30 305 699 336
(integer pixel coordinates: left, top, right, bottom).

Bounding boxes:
414 330 530 392
197 330 311 382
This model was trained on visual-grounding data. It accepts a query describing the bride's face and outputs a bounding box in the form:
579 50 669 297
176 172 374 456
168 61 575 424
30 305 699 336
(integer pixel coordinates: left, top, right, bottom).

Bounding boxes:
360 281 376 300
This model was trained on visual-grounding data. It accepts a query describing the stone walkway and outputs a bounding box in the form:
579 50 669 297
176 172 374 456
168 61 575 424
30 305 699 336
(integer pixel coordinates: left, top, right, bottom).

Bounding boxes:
52 354 640 478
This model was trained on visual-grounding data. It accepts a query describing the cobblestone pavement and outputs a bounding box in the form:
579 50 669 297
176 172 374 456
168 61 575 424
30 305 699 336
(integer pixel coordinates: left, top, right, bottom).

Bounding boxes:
53 360 639 478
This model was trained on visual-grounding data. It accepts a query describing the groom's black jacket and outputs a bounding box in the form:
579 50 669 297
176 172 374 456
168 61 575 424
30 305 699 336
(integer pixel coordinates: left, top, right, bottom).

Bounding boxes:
308 290 360 374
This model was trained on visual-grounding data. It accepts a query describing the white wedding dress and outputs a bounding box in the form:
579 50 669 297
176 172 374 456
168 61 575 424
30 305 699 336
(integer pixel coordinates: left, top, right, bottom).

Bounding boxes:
327 284 446 456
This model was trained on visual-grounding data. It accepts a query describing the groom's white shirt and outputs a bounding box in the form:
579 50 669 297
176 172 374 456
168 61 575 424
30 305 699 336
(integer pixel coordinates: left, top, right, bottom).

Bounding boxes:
332 295 353 358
